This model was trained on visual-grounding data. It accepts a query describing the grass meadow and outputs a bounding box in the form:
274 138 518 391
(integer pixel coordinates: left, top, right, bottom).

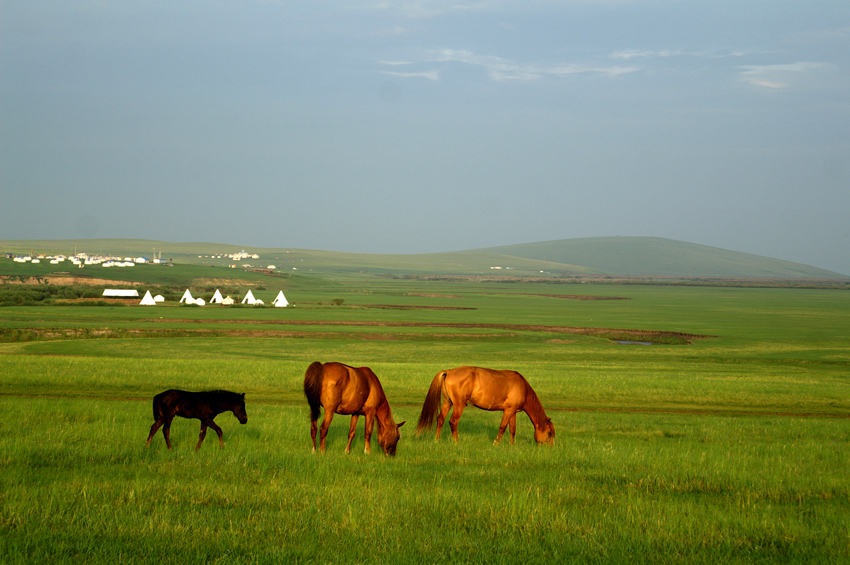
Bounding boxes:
1 279 849 563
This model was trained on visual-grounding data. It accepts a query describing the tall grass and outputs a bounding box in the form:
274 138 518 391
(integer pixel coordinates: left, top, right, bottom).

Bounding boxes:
1 281 849 562
1 398 847 564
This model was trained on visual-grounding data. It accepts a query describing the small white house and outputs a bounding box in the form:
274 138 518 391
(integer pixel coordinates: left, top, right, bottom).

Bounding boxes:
103 289 139 298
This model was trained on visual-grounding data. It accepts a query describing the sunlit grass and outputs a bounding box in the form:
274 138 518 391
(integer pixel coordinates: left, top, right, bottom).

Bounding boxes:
1 398 847 563
1 282 849 562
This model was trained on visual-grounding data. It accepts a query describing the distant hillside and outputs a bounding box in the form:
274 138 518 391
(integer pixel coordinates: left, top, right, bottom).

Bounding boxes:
478 237 845 278
1 237 846 280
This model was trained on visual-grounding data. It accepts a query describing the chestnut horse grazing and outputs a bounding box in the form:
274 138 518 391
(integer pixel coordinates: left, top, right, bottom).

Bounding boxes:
303 361 405 456
144 389 247 451
416 366 555 445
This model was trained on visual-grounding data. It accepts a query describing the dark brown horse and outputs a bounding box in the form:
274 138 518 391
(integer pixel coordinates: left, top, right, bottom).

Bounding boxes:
303 361 405 456
144 389 247 451
416 366 555 445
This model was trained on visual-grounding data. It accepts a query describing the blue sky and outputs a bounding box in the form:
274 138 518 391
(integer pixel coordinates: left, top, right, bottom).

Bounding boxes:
2 1 849 274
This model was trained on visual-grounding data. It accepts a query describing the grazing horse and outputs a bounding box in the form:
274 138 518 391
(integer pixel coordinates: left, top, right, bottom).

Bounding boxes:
303 361 405 456
416 366 555 445
144 389 247 451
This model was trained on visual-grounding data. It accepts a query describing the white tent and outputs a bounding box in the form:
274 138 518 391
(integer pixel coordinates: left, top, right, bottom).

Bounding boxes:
179 289 194 304
210 289 224 304
273 291 289 307
139 290 156 306
241 290 259 305
154 295 165 303
195 298 206 306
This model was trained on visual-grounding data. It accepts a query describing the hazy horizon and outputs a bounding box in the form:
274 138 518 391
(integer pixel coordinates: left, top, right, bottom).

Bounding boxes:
2 1 849 275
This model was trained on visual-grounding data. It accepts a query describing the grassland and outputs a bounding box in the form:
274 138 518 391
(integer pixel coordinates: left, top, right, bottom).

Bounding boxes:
1 257 849 563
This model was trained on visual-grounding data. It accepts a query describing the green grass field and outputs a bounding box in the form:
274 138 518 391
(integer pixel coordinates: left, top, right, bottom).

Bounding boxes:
1 275 849 563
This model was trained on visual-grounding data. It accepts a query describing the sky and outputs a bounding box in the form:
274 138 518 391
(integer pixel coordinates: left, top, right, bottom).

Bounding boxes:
2 1 849 275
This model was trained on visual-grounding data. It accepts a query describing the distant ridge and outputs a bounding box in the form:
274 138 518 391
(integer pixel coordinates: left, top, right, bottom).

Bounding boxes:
476 237 845 278
1 237 845 279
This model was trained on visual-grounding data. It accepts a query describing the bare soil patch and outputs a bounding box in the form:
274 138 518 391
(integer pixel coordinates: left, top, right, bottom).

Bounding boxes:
1 275 143 286
190 278 262 287
56 298 138 304
361 304 475 311
524 294 630 301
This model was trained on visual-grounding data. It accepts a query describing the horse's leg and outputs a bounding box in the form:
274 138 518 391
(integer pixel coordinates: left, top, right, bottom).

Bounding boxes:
509 413 517 445
363 413 375 455
310 419 319 453
145 419 163 447
208 420 224 449
345 415 359 454
195 422 208 451
448 402 467 443
435 398 452 441
163 417 173 450
318 408 336 453
494 409 518 445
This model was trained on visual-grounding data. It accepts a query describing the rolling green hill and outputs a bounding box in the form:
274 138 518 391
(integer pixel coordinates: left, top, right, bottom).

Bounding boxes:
477 237 846 278
1 237 846 280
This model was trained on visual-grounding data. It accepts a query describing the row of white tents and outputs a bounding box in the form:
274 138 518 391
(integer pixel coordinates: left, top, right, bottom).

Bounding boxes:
177 289 288 307
108 288 289 307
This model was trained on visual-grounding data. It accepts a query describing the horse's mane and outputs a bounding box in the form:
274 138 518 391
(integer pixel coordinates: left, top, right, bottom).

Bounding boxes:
201 390 245 400
520 378 548 424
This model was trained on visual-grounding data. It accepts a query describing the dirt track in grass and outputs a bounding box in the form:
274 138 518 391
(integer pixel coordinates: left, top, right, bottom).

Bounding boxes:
136 318 713 344
2 317 713 344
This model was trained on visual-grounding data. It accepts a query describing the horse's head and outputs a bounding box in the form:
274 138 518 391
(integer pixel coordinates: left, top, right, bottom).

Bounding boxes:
534 418 555 446
379 420 405 456
233 393 248 424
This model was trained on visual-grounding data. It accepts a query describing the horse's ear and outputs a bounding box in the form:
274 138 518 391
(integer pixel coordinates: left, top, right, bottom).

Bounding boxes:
397 421 406 428
240 393 246 399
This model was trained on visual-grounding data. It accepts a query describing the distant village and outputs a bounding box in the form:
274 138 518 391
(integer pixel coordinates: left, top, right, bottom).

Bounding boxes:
4 249 290 307
6 249 267 269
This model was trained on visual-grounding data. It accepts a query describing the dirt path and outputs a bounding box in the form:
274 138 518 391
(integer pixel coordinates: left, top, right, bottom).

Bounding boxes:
140 318 713 343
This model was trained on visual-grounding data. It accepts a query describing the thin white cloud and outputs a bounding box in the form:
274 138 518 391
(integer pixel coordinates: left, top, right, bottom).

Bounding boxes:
610 48 754 61
610 49 680 60
427 48 638 81
378 60 440 80
739 62 830 89
380 70 440 80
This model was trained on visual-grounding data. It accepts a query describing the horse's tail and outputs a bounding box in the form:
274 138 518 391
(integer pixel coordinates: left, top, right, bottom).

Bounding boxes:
416 371 446 436
152 391 165 420
303 361 324 422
